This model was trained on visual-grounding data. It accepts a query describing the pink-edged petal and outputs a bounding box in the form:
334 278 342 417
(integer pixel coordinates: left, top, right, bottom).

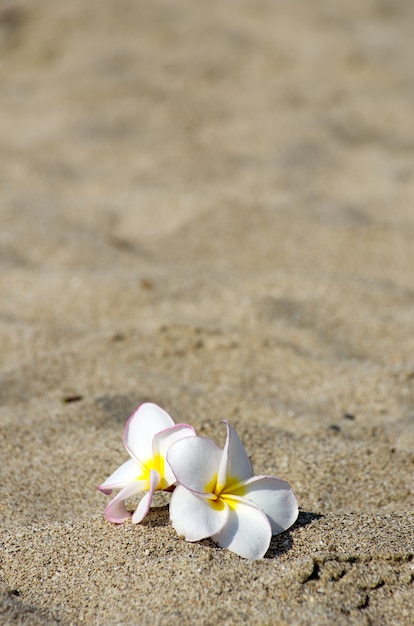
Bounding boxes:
216 421 253 492
154 423 196 458
123 403 175 463
97 458 142 494
104 480 146 524
132 469 160 524
211 497 272 559
153 423 196 486
167 436 222 494
233 476 299 535
169 485 229 541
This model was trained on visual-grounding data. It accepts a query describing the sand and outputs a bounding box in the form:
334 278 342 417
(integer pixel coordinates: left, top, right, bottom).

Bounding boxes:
0 0 413 624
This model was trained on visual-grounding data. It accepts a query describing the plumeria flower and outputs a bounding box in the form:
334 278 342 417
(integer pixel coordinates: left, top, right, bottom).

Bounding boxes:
167 422 298 559
97 402 195 524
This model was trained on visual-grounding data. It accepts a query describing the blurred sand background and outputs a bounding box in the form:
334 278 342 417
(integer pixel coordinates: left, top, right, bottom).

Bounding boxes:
0 0 413 624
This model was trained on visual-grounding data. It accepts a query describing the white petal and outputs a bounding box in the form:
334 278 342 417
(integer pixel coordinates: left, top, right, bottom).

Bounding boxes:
123 403 175 463
153 424 196 486
167 436 222 494
169 485 229 541
234 476 299 535
97 458 142 494
212 497 272 559
216 421 253 492
132 470 160 524
104 481 146 524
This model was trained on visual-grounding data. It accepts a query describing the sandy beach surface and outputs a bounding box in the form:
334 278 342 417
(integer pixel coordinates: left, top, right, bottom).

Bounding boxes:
1 1 413 624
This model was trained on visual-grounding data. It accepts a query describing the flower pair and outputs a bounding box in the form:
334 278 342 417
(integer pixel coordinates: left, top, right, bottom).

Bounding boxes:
98 403 298 559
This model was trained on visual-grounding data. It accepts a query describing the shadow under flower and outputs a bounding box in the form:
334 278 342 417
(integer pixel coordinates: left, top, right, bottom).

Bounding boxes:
140 504 171 528
140 505 323 559
265 510 324 559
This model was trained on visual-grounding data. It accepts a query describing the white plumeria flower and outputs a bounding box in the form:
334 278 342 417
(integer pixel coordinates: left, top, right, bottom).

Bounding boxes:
97 403 196 524
167 422 298 559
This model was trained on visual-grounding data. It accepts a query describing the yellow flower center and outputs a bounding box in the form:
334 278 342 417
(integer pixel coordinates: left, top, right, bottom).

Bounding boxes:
205 473 246 511
139 454 168 490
